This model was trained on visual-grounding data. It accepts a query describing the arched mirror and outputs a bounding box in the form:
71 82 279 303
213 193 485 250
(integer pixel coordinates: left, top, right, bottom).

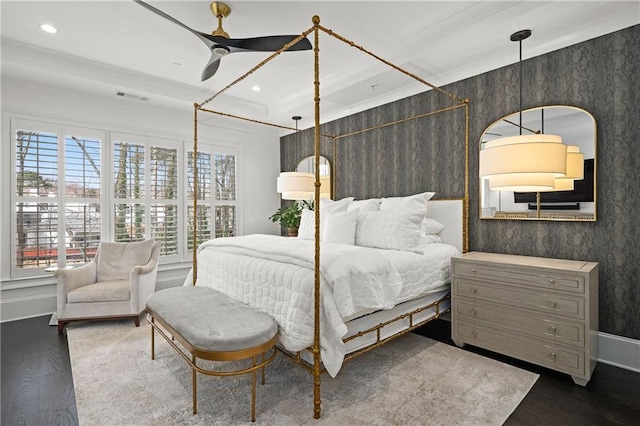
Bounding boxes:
480 106 596 221
296 156 332 199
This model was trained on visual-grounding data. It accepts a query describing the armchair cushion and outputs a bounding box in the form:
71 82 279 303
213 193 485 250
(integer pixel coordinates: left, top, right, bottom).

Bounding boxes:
97 239 155 282
67 279 130 303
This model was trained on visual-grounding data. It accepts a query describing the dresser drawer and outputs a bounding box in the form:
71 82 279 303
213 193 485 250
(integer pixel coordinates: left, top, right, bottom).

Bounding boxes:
453 278 585 320
452 260 585 294
454 299 585 348
455 322 585 377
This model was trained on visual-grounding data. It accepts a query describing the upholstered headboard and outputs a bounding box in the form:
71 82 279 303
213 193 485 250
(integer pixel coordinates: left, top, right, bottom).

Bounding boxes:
427 199 464 253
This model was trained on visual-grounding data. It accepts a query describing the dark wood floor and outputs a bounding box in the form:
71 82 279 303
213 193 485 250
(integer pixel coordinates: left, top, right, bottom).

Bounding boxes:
414 319 640 426
2 315 639 425
2 315 77 426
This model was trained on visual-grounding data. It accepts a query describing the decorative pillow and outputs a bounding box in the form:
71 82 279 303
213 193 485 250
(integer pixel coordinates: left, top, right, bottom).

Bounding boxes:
355 210 424 254
319 197 354 213
322 209 359 245
97 239 155 282
347 198 381 212
379 191 435 214
297 208 315 240
422 217 445 235
300 197 355 240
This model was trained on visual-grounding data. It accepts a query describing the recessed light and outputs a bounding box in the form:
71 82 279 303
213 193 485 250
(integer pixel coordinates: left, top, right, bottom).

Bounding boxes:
251 85 261 92
40 24 58 34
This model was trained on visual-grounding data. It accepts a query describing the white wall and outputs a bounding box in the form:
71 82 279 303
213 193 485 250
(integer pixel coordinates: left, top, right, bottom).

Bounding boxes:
0 77 282 321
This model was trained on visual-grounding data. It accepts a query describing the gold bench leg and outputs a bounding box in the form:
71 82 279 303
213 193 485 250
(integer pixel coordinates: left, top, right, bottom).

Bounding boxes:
192 355 198 415
261 352 266 385
150 317 155 360
251 356 257 422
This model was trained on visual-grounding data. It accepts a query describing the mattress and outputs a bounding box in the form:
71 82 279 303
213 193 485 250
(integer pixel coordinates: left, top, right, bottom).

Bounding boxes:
186 234 459 376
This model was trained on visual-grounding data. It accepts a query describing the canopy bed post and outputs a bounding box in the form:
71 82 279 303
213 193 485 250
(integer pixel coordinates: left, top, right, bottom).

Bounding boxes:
192 103 199 285
464 100 470 253
312 15 322 420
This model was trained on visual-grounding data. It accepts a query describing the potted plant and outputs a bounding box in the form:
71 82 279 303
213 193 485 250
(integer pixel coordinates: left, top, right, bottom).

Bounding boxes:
269 201 313 237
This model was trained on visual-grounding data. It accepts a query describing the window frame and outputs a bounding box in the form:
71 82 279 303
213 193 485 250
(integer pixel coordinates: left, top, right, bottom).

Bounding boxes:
186 142 242 253
11 118 107 278
110 132 184 264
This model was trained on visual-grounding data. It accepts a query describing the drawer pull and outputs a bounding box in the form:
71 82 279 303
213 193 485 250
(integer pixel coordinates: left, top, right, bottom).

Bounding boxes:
471 268 477 273
550 300 557 308
549 278 556 283
471 331 477 337
471 287 478 293
548 352 557 360
549 326 557 334
471 308 477 316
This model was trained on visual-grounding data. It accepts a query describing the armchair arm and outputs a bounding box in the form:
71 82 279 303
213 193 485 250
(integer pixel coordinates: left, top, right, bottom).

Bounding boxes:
129 241 161 313
131 259 158 276
55 261 97 315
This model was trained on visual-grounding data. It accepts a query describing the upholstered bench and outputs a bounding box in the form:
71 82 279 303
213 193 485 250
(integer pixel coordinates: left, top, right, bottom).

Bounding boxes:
145 286 278 422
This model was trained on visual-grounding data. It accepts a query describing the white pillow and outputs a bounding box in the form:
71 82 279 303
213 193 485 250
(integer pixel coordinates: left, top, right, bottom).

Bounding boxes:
322 209 359 245
347 198 381 212
422 217 445 234
299 208 359 245
379 191 435 213
319 197 354 213
298 208 315 240
298 197 355 240
355 210 424 254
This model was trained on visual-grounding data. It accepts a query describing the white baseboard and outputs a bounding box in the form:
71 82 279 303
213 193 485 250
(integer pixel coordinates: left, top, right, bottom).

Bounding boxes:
0 291 57 322
598 332 640 373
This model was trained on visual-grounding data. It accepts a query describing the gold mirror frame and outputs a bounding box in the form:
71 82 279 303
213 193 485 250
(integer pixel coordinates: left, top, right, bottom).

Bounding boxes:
296 155 332 199
480 105 596 221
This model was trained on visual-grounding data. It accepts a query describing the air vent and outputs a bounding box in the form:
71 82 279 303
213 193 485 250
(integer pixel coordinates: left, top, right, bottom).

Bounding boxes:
114 91 150 102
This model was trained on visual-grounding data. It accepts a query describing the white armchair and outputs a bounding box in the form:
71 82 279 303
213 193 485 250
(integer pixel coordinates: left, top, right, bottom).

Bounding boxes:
55 239 161 333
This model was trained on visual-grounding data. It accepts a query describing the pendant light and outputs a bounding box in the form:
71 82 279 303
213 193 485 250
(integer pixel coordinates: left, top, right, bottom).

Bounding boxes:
479 29 568 192
277 116 314 200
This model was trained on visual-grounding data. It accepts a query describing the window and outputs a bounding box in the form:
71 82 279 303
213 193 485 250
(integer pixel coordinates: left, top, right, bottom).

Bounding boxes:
64 135 102 264
113 140 145 242
150 146 179 256
112 134 181 260
187 146 238 252
13 120 104 275
15 129 58 270
10 118 240 278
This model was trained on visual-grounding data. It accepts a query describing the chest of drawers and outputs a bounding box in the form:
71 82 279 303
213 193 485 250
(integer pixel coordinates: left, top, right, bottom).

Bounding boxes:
451 252 598 386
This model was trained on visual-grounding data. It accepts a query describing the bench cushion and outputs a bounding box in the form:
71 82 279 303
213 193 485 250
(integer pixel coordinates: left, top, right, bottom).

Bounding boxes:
146 286 278 352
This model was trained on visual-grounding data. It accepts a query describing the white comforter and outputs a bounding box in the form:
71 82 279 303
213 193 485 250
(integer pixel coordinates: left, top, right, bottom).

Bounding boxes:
185 234 458 376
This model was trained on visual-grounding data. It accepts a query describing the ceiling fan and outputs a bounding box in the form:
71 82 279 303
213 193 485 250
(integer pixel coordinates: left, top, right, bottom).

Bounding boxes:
134 0 312 81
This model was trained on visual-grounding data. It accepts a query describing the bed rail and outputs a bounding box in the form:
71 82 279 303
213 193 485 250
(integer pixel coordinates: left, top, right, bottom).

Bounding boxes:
278 293 451 375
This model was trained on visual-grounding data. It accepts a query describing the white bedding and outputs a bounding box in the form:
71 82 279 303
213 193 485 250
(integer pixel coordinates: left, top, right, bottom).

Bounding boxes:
186 234 459 377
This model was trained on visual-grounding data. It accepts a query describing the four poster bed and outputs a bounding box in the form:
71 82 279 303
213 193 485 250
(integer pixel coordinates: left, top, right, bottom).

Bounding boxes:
188 16 469 419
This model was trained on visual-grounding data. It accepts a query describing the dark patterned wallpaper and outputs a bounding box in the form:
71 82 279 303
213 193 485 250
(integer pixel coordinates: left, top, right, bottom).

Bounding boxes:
280 25 640 340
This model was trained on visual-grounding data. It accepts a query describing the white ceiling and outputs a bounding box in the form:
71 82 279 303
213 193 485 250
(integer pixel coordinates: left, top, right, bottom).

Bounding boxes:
2 1 639 133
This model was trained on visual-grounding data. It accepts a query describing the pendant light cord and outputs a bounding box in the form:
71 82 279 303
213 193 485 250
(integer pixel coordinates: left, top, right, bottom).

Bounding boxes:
511 29 531 136
518 38 523 136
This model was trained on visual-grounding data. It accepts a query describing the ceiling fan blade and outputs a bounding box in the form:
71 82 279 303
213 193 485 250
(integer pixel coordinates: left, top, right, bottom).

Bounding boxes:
201 53 223 81
220 35 312 52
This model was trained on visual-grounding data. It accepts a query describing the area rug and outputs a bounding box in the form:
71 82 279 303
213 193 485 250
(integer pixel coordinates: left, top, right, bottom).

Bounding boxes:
67 320 538 425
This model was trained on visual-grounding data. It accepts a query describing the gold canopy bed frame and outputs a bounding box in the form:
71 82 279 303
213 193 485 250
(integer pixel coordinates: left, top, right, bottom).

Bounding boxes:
190 15 469 420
